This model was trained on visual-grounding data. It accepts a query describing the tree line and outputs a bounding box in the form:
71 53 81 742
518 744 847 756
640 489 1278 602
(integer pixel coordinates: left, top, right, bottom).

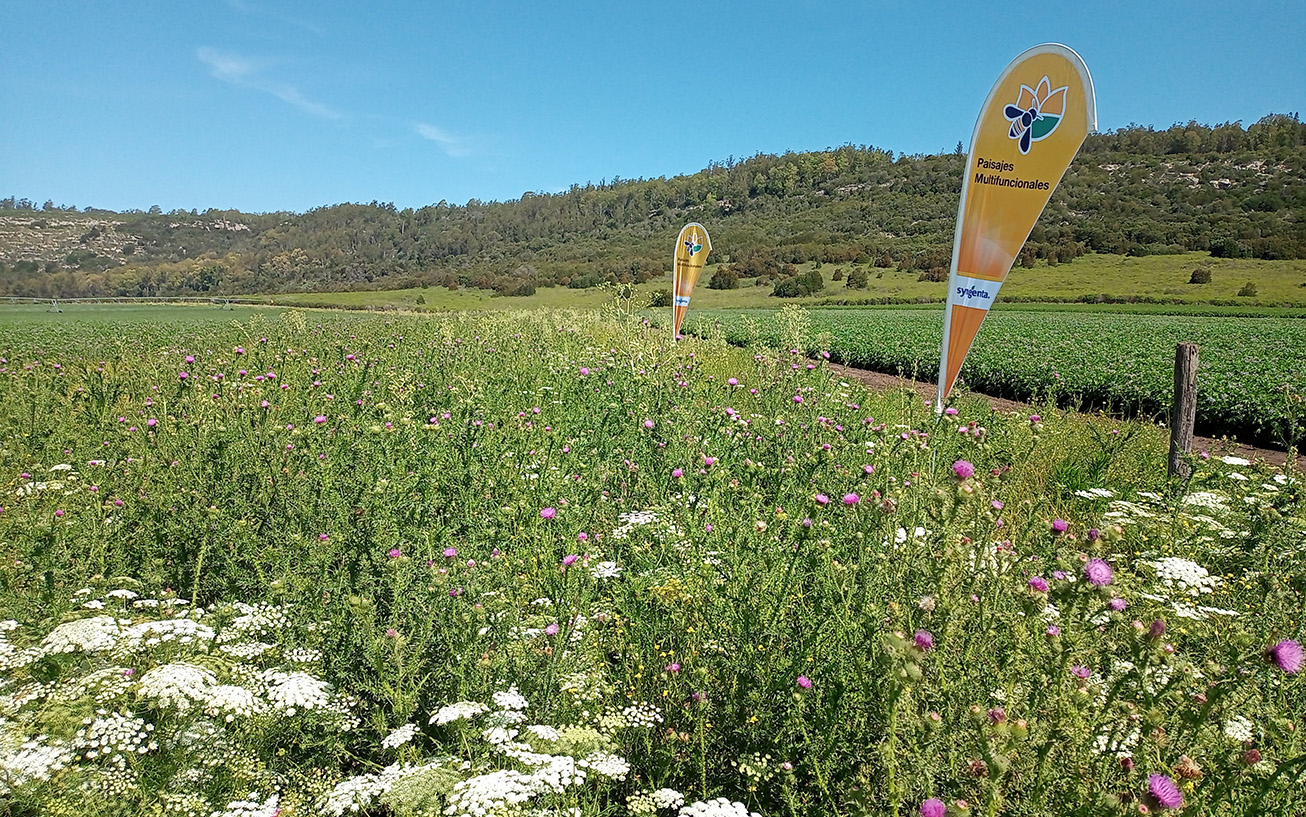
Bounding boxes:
1 114 1303 299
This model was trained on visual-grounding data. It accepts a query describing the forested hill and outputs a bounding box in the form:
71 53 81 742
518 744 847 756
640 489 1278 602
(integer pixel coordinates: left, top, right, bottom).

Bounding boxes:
2 115 1304 299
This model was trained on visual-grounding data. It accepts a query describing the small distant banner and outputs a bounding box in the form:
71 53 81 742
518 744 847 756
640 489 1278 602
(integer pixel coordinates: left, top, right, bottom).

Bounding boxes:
936 43 1096 409
671 223 711 340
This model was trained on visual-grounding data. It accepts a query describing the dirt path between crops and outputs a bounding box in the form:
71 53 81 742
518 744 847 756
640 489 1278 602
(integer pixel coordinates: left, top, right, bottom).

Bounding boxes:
827 363 1298 471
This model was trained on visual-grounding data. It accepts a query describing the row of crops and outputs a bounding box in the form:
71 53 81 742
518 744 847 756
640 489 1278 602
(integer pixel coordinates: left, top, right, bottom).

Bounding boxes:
685 308 1306 447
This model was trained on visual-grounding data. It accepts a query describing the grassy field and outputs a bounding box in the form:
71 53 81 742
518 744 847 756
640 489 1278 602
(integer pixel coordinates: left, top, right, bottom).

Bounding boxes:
0 308 1302 816
261 252 1306 312
681 307 1306 448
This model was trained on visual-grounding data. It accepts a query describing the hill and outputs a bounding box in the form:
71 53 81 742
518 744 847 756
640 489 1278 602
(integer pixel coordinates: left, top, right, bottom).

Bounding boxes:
2 114 1303 300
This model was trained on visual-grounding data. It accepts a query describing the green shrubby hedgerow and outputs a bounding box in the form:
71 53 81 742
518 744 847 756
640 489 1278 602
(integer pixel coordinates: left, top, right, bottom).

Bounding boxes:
0 307 1302 816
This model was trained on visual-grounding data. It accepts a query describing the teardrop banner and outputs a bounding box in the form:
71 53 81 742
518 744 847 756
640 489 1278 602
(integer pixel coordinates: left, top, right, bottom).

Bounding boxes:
671 222 712 341
935 44 1096 411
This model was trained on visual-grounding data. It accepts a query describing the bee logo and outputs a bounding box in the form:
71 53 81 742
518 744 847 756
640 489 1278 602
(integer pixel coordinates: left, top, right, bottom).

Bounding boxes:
684 230 703 257
1003 76 1068 154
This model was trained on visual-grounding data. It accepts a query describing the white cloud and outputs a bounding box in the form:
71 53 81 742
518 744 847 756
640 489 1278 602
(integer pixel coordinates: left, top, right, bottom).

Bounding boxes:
197 47 341 120
415 122 472 158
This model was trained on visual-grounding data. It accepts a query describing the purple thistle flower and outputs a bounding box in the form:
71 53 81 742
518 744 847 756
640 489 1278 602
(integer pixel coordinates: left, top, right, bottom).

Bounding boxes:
1045 625 1061 637
920 799 946 817
843 493 860 506
1084 558 1114 587
796 675 812 689
914 630 934 651
1110 597 1128 612
1051 519 1069 533
388 548 402 558
443 547 457 558
1028 576 1049 593
562 554 579 567
1071 666 1090 679
540 507 556 520
952 460 975 480
1268 639 1304 674
672 468 684 478
544 622 559 636
1147 774 1183 810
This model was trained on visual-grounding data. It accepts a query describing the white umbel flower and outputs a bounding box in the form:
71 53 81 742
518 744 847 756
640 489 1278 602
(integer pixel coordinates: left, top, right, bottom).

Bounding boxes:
382 722 418 749
431 701 489 725
678 798 762 817
137 663 217 711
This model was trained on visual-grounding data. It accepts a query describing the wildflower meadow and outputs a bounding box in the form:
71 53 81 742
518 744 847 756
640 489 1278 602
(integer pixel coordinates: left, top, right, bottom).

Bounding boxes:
0 307 1302 817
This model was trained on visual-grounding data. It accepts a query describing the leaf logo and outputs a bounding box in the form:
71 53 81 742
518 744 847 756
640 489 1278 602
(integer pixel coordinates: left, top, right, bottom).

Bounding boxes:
1002 76 1068 154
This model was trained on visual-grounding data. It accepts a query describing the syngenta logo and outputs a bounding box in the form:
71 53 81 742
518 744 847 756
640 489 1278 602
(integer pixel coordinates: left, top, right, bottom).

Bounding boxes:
1003 76 1067 154
956 285 992 301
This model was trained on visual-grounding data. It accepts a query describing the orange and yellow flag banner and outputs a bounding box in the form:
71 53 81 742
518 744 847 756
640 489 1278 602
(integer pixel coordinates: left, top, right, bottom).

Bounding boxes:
936 44 1096 409
671 223 711 340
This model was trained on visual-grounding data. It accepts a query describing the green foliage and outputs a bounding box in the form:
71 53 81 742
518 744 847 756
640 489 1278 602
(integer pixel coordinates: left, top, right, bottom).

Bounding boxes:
692 307 1306 446
0 310 1303 816
707 267 740 290
1190 268 1213 284
3 117 1305 301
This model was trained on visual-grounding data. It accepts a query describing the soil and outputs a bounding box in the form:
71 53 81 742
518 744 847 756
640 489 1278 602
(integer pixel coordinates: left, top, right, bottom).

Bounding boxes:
826 363 1299 471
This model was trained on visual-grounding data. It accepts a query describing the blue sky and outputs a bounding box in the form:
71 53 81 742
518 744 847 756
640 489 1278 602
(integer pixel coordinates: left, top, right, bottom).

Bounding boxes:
2 1 1302 214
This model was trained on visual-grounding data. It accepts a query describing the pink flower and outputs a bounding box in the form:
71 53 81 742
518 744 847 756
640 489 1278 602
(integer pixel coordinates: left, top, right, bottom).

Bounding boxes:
793 395 803 403
920 799 946 817
146 418 157 428
318 533 329 542
666 662 681 673
314 415 327 424
815 494 829 505
1147 774 1183 810
1268 639 1303 674
1051 519 1068 533
540 507 556 520
952 460 975 479
1110 597 1128 611
443 547 457 558
385 628 399 638
842 493 859 506
914 630 934 651
545 623 559 636
796 675 812 689
388 548 402 558
644 419 654 429
579 367 590 376
562 554 579 567
727 378 738 386
672 468 684 478
577 531 589 542
1028 576 1049 593
1084 558 1114 587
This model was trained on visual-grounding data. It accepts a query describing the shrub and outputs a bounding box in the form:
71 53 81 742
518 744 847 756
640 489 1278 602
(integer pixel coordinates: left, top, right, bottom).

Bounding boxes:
648 290 672 307
1189 268 1212 284
1237 281 1259 297
707 268 739 290
846 269 869 289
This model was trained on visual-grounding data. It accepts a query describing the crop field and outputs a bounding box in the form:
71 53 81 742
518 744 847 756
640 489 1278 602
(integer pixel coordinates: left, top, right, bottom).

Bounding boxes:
0 308 1303 817
684 307 1306 449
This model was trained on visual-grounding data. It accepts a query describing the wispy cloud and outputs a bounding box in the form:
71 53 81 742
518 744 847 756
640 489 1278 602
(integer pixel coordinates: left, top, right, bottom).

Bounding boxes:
197 47 341 120
415 122 473 158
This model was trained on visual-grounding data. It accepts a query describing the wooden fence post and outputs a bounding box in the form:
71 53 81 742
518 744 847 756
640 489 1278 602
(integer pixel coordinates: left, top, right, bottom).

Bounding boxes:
1169 342 1199 479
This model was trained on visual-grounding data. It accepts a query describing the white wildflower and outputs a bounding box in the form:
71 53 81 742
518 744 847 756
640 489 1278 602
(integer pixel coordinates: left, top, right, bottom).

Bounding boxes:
136 663 216 711
210 792 280 817
382 723 418 750
493 686 529 711
1224 716 1254 743
261 669 331 714
678 798 762 817
431 701 489 725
